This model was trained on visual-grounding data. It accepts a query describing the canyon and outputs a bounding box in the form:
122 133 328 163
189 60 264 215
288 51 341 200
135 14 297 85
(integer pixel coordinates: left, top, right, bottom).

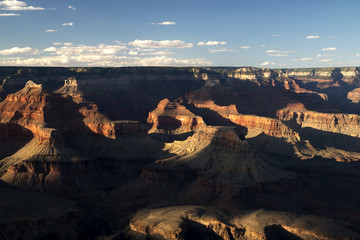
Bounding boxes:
0 66 359 239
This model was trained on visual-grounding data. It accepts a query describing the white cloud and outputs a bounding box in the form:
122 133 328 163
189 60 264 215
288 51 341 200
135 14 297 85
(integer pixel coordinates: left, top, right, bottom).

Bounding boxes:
239 46 250 49
53 42 62 46
0 56 71 66
62 22 74 26
265 50 294 53
316 53 334 58
267 54 288 57
322 47 336 51
52 44 127 55
0 0 44 10
306 35 320 39
45 29 57 32
157 21 176 25
198 41 227 46
129 39 193 48
0 46 37 55
271 34 283 37
114 40 126 45
63 42 73 46
68 6 76 10
290 58 312 62
208 49 234 53
300 58 313 61
356 53 360 57
260 62 277 66
319 59 334 62
0 13 19 16
43 47 56 52
128 51 138 56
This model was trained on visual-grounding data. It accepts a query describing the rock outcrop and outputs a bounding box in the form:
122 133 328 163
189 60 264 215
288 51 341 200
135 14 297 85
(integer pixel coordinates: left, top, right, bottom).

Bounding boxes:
277 109 360 138
0 80 47 133
227 67 273 81
165 127 292 181
276 77 328 100
126 206 359 240
54 77 84 103
147 99 206 134
186 98 300 140
347 87 360 103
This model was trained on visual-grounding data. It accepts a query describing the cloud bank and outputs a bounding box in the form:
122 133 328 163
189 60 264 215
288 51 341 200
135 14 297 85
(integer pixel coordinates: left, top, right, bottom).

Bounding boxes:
129 40 193 48
0 12 19 16
0 0 44 11
0 47 38 55
0 41 210 66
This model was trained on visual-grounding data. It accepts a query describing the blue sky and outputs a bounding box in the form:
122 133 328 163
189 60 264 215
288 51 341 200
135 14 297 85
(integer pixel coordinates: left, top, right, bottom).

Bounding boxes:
0 0 359 67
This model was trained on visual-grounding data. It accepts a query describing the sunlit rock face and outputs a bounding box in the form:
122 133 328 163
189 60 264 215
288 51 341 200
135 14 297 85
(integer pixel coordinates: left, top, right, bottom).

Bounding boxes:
147 98 206 134
347 87 360 103
0 67 360 239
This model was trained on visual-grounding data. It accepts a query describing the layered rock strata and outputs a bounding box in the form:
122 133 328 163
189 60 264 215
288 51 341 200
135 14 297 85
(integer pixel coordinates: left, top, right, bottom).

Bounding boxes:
147 98 206 134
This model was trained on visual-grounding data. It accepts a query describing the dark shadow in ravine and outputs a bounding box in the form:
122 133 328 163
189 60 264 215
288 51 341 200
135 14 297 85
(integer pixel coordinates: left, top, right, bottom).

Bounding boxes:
0 123 33 160
149 131 195 143
76 69 205 122
184 103 239 127
247 133 297 158
264 225 303 240
180 219 225 240
185 80 294 119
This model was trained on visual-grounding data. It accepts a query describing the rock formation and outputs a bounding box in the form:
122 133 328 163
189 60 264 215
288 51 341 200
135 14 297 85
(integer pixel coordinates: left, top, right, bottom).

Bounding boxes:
145 127 295 189
277 109 360 138
147 98 206 134
347 87 360 103
54 77 84 103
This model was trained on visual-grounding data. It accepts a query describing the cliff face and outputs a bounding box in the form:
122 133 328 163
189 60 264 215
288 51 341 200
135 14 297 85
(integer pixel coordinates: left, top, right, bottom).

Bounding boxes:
0 79 117 140
184 87 300 140
0 81 47 132
147 98 206 134
277 110 360 138
347 87 360 103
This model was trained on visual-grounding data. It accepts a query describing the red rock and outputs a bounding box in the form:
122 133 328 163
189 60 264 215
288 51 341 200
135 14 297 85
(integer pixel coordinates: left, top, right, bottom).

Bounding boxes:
347 87 360 103
147 98 206 133
277 109 360 138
